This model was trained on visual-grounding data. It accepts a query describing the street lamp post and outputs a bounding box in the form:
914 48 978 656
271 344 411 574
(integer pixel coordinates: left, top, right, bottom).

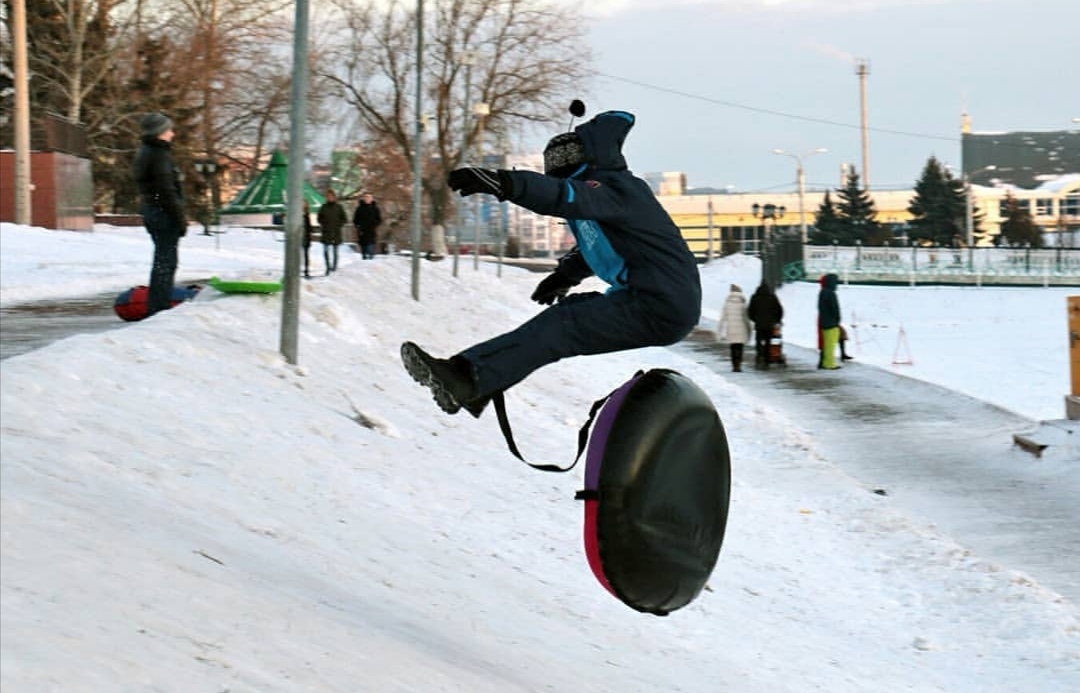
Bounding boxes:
964 164 997 255
472 101 489 271
497 133 510 277
706 197 715 261
752 202 786 283
193 159 218 236
454 51 476 279
771 147 827 244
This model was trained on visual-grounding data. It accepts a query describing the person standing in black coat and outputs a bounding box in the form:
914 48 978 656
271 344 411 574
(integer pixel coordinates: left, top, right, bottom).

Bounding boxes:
302 201 314 278
317 189 348 274
401 109 702 418
132 112 185 316
746 280 784 369
353 192 382 260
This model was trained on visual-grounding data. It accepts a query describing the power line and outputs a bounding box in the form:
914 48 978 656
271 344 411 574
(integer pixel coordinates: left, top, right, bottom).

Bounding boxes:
595 71 959 145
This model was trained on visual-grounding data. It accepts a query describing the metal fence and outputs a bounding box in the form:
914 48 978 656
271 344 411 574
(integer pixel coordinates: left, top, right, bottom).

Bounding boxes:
750 237 1080 287
800 243 1080 286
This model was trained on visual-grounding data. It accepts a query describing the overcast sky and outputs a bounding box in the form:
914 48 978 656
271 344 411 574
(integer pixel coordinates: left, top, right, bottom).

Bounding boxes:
565 0 1079 192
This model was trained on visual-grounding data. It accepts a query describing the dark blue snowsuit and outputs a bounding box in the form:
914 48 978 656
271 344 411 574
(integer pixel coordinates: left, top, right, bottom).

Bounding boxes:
458 111 702 399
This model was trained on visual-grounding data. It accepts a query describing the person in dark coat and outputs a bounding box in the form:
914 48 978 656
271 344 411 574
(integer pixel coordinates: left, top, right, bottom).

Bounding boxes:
746 280 784 369
302 201 314 279
317 189 348 274
402 109 702 417
818 273 842 369
353 192 382 260
132 112 185 316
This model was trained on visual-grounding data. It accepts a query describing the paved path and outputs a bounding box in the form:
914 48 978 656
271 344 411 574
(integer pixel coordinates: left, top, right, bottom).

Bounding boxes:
678 333 1080 605
0 292 121 361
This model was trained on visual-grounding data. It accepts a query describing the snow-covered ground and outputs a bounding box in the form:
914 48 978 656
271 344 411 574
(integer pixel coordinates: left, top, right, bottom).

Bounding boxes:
1 222 1077 692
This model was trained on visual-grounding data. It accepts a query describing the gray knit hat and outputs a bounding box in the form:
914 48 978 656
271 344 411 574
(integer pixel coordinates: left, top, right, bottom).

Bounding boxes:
543 132 586 177
140 112 173 138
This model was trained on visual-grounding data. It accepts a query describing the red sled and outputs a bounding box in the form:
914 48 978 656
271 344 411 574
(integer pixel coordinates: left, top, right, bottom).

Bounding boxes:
114 285 201 322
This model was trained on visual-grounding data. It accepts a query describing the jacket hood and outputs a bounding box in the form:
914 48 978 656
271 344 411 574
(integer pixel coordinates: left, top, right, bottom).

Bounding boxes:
573 110 634 172
823 273 839 290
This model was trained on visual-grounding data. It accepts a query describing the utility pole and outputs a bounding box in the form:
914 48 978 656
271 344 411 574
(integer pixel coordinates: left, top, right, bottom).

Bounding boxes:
855 59 871 190
409 0 424 301
279 0 310 365
773 148 827 244
12 0 32 225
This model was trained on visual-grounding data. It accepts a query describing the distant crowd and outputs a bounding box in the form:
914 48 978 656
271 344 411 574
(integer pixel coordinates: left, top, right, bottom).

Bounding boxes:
302 190 384 278
716 273 851 372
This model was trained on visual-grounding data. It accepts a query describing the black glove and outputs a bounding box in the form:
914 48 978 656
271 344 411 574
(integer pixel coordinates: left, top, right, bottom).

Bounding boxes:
448 168 511 200
530 271 577 305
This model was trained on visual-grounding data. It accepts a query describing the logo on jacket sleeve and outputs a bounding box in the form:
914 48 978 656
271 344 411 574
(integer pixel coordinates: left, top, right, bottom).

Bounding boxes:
586 180 602 188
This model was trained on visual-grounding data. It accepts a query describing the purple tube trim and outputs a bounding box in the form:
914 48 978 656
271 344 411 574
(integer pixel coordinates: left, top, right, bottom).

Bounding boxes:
583 374 643 488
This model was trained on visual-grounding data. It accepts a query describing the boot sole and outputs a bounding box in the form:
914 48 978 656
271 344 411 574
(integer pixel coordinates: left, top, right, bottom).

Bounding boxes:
400 342 462 415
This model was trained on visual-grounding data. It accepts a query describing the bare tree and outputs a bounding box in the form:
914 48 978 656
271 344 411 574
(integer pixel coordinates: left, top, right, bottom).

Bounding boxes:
160 0 298 211
4 0 148 209
5 0 306 211
18 0 138 123
321 0 591 229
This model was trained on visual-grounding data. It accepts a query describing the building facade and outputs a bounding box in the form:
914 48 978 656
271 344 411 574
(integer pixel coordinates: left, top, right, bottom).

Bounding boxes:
961 117 1080 189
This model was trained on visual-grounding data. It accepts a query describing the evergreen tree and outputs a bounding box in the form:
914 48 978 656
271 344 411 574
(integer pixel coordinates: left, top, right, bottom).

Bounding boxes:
835 170 884 245
810 191 842 244
942 167 969 245
906 156 978 246
999 192 1043 248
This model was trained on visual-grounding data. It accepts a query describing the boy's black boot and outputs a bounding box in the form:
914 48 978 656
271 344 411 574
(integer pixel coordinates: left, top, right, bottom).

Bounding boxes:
462 394 491 419
401 342 478 415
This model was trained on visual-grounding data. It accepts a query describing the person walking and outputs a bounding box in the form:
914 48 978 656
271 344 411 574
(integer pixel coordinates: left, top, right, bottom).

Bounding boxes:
716 284 752 372
818 273 842 369
317 189 348 275
746 280 784 370
400 109 702 418
302 200 314 279
132 112 186 317
353 192 382 260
